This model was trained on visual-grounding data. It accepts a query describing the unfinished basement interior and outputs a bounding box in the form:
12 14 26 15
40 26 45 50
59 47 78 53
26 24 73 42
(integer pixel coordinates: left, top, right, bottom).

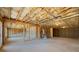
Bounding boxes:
0 7 79 52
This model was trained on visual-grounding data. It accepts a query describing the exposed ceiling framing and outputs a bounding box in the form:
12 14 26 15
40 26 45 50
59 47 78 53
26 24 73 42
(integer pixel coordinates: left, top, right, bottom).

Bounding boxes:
0 7 79 28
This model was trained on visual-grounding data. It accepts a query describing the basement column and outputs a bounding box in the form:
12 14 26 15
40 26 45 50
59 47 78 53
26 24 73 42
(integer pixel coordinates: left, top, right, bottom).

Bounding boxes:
36 25 40 39
7 28 9 39
36 25 38 39
28 24 30 40
23 24 26 41
50 27 53 39
38 26 40 39
0 20 2 48
2 19 5 46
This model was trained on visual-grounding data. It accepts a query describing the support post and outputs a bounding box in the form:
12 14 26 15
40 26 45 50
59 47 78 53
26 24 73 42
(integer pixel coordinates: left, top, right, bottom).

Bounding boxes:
28 24 30 40
36 25 39 39
50 27 53 39
2 19 5 46
36 25 40 40
23 24 26 41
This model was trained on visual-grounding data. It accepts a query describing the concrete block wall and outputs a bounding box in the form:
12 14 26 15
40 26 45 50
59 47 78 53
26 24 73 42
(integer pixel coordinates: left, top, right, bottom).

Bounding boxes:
59 28 79 38
53 28 79 38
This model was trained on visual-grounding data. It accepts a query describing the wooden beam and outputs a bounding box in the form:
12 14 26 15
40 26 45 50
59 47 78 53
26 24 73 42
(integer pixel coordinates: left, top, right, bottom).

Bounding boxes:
16 8 25 20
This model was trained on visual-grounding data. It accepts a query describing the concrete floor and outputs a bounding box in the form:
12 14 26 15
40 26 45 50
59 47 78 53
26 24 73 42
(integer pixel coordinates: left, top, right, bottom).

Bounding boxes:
1 37 79 52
